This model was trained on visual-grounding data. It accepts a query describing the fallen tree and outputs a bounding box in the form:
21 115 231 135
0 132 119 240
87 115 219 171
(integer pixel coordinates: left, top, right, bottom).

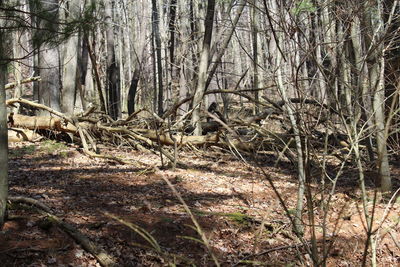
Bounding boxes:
8 113 77 133
6 98 259 166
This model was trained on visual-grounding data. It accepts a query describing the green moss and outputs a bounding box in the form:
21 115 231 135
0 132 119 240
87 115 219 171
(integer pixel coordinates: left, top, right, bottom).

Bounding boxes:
160 216 174 223
59 151 69 158
40 140 68 154
223 212 253 224
192 209 255 226
9 145 36 158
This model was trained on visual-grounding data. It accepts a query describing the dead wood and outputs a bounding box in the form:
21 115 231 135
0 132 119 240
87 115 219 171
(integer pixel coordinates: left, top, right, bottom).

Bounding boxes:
45 213 117 267
162 88 270 119
6 98 74 124
97 125 188 167
8 196 52 212
8 113 77 133
8 128 43 142
5 76 41 90
8 196 117 267
75 121 133 165
139 129 219 146
4 97 297 165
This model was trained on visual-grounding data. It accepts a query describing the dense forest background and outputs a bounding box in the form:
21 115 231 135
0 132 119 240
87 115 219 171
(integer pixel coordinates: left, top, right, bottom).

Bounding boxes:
0 0 400 266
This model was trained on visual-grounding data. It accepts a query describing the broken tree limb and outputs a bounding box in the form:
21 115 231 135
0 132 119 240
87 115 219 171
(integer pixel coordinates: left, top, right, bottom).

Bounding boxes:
162 88 272 119
8 128 43 142
97 125 219 147
6 98 74 124
8 196 52 212
5 76 41 90
140 129 220 146
75 120 132 165
8 197 117 267
98 125 188 167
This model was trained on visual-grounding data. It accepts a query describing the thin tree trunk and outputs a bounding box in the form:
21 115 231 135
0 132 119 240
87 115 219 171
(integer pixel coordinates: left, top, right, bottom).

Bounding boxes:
152 0 164 116
313 13 328 103
105 0 121 120
191 0 216 135
86 35 106 112
151 30 158 112
128 68 140 115
168 0 177 75
0 27 9 229
11 31 23 113
271 0 305 235
368 0 391 193
79 31 89 111
350 15 375 162
251 0 260 114
205 0 246 90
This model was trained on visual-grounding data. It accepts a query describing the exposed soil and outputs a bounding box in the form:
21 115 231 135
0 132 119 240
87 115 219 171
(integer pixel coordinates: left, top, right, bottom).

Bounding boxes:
1 141 399 266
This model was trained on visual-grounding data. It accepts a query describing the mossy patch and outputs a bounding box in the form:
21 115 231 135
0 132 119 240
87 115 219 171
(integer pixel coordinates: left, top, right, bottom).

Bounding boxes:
192 209 256 226
40 140 68 154
9 145 36 158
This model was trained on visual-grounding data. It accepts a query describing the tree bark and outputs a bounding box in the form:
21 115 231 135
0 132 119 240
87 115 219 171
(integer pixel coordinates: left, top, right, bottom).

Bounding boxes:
105 0 121 120
0 26 9 229
191 0 216 135
368 0 391 193
168 0 177 72
151 0 164 116
251 0 261 114
127 68 140 115
61 0 80 115
36 0 62 114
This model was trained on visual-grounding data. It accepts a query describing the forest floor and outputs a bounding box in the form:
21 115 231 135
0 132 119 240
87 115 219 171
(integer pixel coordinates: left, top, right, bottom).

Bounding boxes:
1 140 400 266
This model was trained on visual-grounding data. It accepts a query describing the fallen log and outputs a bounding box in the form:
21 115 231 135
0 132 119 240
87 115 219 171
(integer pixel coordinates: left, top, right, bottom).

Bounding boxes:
6 98 74 124
8 113 77 133
4 98 263 166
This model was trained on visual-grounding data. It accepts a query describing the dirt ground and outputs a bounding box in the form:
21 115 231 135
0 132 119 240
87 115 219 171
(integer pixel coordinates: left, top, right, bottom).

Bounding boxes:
1 141 399 266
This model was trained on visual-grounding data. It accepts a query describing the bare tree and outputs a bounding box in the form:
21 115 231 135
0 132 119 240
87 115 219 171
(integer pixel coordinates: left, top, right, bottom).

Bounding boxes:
191 0 216 135
152 0 164 116
0 50 8 230
0 4 10 229
105 0 121 119
34 0 62 113
61 0 80 115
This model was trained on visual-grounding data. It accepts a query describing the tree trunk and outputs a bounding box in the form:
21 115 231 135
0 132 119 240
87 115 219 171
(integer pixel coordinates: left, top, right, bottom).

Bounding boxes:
78 31 89 111
0 27 9 229
368 0 391 193
61 0 80 115
36 0 62 114
38 47 61 113
205 0 246 90
127 68 140 115
191 0 216 135
151 0 164 116
168 0 177 74
251 0 261 114
105 0 121 120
